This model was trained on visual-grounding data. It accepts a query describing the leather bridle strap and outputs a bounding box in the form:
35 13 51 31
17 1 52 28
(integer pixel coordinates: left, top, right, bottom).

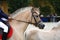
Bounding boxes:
31 8 39 26
11 18 35 25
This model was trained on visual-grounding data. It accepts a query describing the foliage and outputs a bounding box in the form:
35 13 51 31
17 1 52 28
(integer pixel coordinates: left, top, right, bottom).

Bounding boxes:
5 0 60 16
6 0 29 13
40 6 51 16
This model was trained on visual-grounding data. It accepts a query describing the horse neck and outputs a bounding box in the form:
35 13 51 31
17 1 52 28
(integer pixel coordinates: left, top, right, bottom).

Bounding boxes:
10 9 31 33
9 7 33 40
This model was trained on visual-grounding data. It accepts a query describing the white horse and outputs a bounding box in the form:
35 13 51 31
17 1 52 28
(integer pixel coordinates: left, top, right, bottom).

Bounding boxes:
7 7 41 40
24 19 60 40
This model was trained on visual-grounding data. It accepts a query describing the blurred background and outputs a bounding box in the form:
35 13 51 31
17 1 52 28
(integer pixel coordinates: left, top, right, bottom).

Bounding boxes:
0 0 60 22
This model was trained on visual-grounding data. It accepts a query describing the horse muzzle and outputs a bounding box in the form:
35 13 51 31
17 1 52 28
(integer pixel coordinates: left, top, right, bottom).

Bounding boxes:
37 23 45 29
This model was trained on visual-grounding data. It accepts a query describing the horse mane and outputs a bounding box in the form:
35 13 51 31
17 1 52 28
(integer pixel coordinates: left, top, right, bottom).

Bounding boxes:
10 7 32 18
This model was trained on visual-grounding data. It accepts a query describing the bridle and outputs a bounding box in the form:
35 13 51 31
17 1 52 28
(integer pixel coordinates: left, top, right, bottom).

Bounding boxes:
11 7 45 29
11 7 40 25
31 8 40 26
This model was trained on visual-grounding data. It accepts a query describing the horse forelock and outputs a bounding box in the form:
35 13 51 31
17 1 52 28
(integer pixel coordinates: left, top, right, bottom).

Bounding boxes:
10 7 32 18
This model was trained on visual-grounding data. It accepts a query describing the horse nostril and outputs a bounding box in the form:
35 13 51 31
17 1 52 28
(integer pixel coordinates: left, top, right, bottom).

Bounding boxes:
38 24 45 29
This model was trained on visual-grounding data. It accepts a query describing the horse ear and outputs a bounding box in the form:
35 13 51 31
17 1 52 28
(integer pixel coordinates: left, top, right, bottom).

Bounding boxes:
36 8 40 15
37 7 40 15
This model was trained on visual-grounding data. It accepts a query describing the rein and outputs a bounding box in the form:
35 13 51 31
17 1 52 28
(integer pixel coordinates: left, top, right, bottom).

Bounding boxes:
11 18 35 25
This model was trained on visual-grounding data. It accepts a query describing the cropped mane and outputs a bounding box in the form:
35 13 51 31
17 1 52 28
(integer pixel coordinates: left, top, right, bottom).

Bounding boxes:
10 7 32 18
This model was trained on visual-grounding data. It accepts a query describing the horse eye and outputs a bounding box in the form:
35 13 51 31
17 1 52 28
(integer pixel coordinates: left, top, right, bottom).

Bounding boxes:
35 15 39 17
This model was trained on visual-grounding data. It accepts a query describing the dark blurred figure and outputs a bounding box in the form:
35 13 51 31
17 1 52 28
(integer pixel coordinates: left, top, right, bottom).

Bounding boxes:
49 13 57 22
